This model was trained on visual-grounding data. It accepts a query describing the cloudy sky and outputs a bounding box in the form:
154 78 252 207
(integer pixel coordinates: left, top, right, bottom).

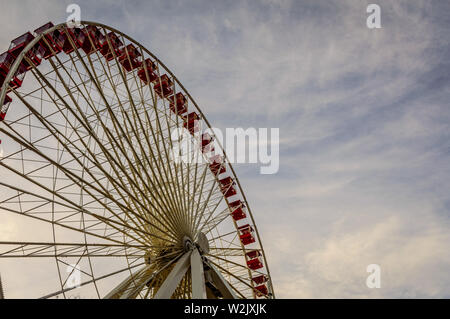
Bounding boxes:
0 0 449 298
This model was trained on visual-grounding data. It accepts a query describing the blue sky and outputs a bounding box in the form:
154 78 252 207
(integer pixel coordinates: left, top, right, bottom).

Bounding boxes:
0 0 449 298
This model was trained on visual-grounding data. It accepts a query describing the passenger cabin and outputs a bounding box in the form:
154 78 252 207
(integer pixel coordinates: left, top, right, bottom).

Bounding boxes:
62 27 87 54
0 93 12 120
246 250 263 270
231 206 246 221
100 32 124 61
168 92 187 115
229 200 245 210
76 28 97 55
0 52 27 90
2 94 12 106
255 284 268 297
229 200 246 220
209 155 225 175
84 25 106 51
118 44 142 72
238 224 256 245
154 74 173 98
8 32 35 58
219 176 237 198
9 32 45 70
0 52 15 87
201 133 213 152
252 275 268 285
183 112 200 134
138 59 158 84
34 22 65 59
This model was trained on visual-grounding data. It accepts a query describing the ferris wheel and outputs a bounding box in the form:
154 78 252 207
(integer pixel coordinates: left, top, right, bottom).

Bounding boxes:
0 21 274 299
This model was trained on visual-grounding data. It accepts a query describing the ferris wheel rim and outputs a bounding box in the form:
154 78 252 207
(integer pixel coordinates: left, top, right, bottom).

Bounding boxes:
0 20 274 299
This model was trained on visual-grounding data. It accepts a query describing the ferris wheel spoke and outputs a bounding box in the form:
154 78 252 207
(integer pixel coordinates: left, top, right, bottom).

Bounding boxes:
11 75 160 240
0 180 138 245
10 78 180 244
83 46 185 238
0 152 162 247
0 135 148 247
122 57 192 234
199 208 231 235
184 148 213 233
189 163 216 235
0 241 146 258
113 42 188 221
131 66 189 233
104 265 152 299
208 247 246 257
42 61 175 232
58 52 184 241
192 177 223 238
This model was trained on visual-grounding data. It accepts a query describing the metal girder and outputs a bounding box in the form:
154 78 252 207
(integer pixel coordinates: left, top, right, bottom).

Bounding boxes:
104 266 151 299
204 258 237 299
190 248 206 299
154 251 192 299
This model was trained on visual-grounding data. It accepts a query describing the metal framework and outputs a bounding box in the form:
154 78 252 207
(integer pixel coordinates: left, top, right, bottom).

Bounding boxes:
0 21 274 299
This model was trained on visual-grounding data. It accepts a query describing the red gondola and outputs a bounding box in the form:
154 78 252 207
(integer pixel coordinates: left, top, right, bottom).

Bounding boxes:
209 155 225 175
8 32 35 58
154 74 173 98
246 250 261 259
252 275 268 285
9 32 45 70
34 22 65 59
231 207 246 221
100 32 124 61
0 52 15 87
238 224 255 245
255 284 268 297
118 44 142 72
246 250 263 270
84 25 106 51
201 133 213 152
229 200 245 210
247 257 263 270
138 58 158 84
168 92 187 115
183 112 200 134
61 27 86 54
2 94 12 106
219 176 237 197
0 93 12 120
229 200 246 220
0 52 27 90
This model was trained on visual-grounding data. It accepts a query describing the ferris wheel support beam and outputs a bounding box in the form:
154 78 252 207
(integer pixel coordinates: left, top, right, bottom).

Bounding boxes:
190 248 207 299
154 251 192 299
104 266 150 299
203 259 238 299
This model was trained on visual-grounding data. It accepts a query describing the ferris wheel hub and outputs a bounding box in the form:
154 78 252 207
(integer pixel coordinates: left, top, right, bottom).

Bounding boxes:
183 236 194 252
